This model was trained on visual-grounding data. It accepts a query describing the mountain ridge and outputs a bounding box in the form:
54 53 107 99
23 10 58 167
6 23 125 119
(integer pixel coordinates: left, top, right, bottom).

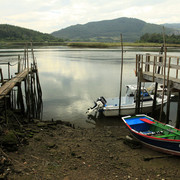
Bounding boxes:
51 17 178 42
0 24 63 42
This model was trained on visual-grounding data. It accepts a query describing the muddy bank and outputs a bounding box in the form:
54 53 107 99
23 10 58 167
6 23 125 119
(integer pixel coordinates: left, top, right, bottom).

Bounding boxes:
0 118 180 180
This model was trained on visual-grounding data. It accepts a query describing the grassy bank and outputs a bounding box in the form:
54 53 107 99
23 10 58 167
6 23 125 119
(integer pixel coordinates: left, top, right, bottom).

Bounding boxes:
0 41 66 48
67 42 180 48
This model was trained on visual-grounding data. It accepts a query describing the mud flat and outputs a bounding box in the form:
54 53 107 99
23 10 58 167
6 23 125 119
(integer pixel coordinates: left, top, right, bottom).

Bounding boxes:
0 119 180 180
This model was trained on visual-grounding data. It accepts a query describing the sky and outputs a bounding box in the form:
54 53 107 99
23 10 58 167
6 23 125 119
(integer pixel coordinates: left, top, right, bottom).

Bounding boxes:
1 0 180 34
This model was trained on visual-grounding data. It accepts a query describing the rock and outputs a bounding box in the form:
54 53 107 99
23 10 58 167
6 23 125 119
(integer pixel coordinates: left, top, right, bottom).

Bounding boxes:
37 122 47 128
123 137 142 149
2 131 18 152
34 137 42 141
46 142 57 149
33 119 40 124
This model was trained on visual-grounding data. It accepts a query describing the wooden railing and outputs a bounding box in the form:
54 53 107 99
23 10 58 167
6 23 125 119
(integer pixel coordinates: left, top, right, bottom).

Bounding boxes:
136 53 180 89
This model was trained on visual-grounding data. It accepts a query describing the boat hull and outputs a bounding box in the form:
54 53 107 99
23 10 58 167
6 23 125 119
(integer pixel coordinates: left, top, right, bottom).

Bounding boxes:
130 129 180 156
122 115 180 156
103 104 162 117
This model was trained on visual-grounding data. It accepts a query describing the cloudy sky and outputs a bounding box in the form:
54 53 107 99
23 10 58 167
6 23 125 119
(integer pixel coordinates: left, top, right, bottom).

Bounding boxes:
1 0 180 33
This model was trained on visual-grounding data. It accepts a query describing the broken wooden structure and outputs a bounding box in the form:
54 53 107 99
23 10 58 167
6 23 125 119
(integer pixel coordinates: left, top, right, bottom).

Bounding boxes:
0 43 42 120
135 50 180 128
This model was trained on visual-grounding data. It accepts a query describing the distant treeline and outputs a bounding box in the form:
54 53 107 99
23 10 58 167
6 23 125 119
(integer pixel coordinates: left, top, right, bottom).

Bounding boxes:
0 24 64 42
139 33 180 44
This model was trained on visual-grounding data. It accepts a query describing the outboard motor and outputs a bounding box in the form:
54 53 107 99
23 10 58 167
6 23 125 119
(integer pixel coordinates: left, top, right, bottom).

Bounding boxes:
86 96 107 116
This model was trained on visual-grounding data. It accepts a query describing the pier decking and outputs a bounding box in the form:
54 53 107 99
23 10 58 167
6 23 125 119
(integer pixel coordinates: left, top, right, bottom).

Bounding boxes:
0 68 29 99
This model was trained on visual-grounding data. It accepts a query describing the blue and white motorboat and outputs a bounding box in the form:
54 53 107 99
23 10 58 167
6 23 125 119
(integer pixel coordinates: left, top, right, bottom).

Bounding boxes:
86 85 167 117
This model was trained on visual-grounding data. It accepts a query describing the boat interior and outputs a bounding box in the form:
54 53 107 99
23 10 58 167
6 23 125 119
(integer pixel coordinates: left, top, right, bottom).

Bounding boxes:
125 116 180 140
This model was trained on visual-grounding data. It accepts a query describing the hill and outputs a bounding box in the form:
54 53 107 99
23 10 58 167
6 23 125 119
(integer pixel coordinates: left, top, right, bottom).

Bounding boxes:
51 17 177 42
0 24 63 42
162 23 180 30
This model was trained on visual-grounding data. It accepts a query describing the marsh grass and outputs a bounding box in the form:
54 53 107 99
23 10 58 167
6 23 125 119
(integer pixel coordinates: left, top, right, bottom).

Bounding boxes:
67 42 180 48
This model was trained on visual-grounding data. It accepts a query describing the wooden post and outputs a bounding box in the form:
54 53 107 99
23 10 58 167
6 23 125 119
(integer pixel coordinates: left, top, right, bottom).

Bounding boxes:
30 41 36 65
0 68 4 83
176 58 179 79
153 56 156 81
152 46 163 118
145 55 148 72
18 55 21 73
165 81 172 124
136 80 141 114
176 92 180 129
166 57 171 88
119 34 123 116
152 82 158 117
136 57 142 114
24 49 27 68
159 28 167 122
35 67 43 120
141 54 143 70
8 62 10 80
147 55 150 72
17 82 25 114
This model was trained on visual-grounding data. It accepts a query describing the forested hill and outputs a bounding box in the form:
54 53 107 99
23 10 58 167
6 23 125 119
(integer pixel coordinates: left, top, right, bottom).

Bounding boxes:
51 17 177 42
0 24 63 42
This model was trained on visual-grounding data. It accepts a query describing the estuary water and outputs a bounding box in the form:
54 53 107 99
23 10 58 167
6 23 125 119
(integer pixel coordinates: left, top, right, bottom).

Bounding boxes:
1 46 180 127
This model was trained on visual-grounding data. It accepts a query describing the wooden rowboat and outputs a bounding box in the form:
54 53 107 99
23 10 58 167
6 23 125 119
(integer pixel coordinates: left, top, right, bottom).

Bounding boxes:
122 114 180 156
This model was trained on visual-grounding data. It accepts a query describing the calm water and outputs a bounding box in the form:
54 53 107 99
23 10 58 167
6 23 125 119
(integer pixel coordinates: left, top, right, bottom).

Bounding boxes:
0 46 180 127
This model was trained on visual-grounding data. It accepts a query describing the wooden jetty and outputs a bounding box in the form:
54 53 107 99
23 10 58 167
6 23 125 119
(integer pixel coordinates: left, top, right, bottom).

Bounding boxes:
135 50 180 128
0 44 42 120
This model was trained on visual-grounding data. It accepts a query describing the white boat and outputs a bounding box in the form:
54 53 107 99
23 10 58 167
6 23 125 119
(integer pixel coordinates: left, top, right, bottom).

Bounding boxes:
86 85 167 117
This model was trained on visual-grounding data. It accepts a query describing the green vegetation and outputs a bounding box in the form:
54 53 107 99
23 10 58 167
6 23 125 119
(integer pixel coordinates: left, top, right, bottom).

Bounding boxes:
139 33 180 44
0 41 66 48
0 24 64 42
67 42 180 48
51 17 177 42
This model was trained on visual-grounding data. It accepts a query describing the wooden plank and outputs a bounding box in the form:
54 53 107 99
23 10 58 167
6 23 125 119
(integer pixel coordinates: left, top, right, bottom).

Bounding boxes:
143 61 180 70
0 68 29 99
142 72 180 90
139 54 180 59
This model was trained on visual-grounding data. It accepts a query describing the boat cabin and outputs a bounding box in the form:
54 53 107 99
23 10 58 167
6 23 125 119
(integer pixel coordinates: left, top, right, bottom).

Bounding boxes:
126 85 153 101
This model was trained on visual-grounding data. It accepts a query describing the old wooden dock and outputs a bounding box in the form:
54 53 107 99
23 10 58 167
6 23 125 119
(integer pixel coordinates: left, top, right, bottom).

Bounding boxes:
0 44 42 120
136 51 180 128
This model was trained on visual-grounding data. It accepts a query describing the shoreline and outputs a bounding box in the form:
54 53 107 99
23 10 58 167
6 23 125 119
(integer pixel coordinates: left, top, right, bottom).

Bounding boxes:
1 41 180 49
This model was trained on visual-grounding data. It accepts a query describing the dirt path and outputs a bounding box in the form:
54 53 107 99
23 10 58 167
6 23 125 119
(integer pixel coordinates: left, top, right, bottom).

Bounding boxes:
1 120 180 180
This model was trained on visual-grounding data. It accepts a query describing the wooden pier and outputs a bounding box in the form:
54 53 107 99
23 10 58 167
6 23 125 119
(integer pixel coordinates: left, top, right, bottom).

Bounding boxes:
0 44 42 120
136 51 180 128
